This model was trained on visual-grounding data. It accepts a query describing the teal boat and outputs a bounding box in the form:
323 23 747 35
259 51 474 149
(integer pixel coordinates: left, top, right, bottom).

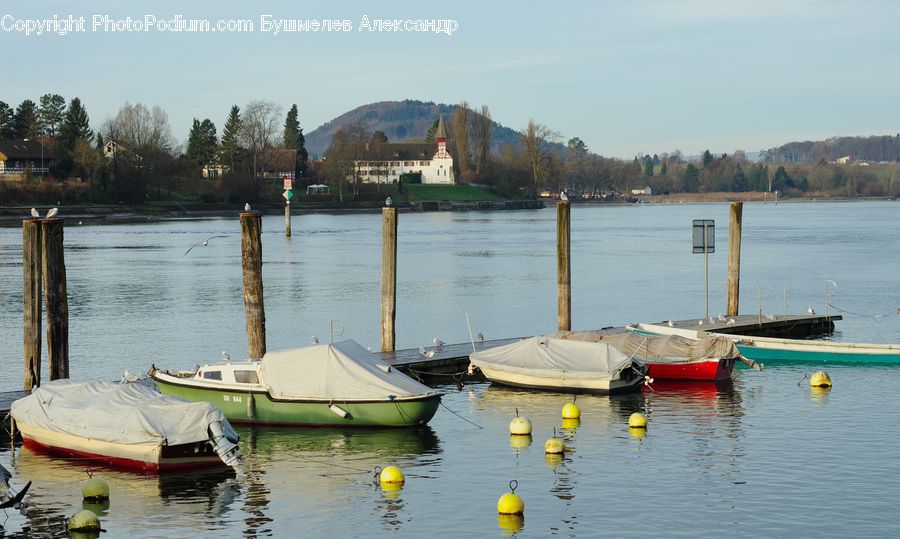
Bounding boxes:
150 340 442 427
632 323 900 364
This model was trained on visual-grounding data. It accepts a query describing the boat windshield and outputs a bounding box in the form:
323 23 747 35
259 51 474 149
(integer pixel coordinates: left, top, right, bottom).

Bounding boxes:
202 370 222 380
234 370 259 384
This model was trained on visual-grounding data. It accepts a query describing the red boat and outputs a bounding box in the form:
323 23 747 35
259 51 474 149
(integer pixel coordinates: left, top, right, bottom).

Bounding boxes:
556 331 753 381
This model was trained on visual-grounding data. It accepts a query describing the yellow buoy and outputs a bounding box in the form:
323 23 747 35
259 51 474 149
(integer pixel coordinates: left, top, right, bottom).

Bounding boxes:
628 412 647 428
68 510 101 532
561 402 581 419
810 371 832 388
497 480 524 515
561 418 580 430
82 476 110 501
544 437 565 454
509 416 533 436
379 465 405 486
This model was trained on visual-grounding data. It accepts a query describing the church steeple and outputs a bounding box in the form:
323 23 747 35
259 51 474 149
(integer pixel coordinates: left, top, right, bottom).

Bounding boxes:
435 113 447 141
434 113 449 159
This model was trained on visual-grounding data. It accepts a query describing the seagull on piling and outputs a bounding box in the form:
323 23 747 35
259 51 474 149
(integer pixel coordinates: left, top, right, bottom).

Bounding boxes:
30 208 39 218
808 306 816 315
385 196 393 207
183 235 228 256
244 203 251 211
46 207 58 218
559 191 568 201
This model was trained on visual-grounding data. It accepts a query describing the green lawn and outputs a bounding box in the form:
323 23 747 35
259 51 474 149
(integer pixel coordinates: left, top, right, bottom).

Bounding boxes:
403 184 511 202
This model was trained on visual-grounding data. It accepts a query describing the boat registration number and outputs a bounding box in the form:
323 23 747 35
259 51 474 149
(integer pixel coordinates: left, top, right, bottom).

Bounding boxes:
223 395 242 403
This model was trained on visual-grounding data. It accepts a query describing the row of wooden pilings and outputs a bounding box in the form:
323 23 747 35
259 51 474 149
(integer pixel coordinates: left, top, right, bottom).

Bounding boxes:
21 202 744 387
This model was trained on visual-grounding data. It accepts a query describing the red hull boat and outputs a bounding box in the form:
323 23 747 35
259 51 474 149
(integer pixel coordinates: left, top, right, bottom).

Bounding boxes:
646 357 735 381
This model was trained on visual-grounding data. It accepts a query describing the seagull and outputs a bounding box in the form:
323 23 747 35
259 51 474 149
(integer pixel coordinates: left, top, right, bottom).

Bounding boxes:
311 336 319 344
808 306 816 315
698 320 704 326
30 208 39 218
476 332 484 343
433 337 445 348
709 317 716 324
222 351 231 362
559 191 568 201
120 369 139 383
46 207 58 218
726 318 736 326
418 346 427 356
244 203 251 211
718 314 726 321
667 320 675 327
418 346 434 358
385 196 393 207
0 462 31 514
183 235 228 256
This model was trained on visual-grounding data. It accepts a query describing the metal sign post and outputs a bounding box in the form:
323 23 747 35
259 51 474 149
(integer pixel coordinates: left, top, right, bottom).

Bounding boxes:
692 219 715 318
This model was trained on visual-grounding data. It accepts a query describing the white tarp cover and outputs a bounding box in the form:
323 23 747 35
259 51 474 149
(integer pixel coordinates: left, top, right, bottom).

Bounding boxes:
556 331 741 364
10 380 237 446
260 340 440 401
470 336 635 381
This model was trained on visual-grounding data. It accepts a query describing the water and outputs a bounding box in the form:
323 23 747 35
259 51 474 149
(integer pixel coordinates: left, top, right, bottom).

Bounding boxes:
0 201 898 537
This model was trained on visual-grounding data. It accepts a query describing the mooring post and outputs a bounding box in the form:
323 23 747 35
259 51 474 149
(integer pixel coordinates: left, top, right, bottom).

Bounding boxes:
726 201 743 316
557 200 571 331
381 206 398 352
23 218 42 389
240 210 266 359
42 218 68 380
284 200 292 237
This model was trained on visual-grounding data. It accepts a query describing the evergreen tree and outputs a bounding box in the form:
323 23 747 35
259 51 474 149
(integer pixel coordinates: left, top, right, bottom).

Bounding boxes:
660 161 668 176
38 94 67 138
221 105 242 171
702 149 714 166
59 98 92 146
95 131 105 151
187 118 218 165
0 101 14 138
13 99 40 138
684 163 700 192
186 119 202 159
732 166 748 191
424 118 440 142
281 104 308 176
643 159 654 177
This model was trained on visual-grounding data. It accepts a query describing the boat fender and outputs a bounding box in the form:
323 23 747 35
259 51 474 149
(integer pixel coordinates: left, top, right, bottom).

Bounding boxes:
497 480 524 515
329 403 351 419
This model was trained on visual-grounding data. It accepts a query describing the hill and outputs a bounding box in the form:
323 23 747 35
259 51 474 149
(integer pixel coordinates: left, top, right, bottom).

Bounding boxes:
765 134 900 163
304 100 523 157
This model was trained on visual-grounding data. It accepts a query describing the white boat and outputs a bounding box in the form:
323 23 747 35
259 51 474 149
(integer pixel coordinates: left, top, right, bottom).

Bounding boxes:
10 380 241 472
469 335 648 393
631 322 900 364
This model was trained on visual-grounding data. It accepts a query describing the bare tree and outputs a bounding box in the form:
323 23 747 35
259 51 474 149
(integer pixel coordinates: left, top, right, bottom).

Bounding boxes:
471 105 493 175
522 119 560 198
104 102 174 197
324 121 369 203
240 100 283 200
451 101 471 177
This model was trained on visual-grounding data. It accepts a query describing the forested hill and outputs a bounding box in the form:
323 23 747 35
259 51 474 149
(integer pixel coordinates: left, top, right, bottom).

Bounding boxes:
765 134 900 163
304 100 522 157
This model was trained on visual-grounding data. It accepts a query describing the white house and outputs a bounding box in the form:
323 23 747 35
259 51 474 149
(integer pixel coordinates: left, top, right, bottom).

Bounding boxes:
631 186 652 195
350 115 455 185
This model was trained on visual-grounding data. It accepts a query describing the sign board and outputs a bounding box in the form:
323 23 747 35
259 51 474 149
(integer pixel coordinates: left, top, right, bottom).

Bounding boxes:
282 190 293 201
283 177 293 190
692 219 715 254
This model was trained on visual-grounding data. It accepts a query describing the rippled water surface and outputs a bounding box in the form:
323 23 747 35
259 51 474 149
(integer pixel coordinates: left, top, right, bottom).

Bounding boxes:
0 201 898 537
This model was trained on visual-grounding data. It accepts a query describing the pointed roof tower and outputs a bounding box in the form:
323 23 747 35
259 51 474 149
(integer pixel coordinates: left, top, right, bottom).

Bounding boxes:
435 113 447 140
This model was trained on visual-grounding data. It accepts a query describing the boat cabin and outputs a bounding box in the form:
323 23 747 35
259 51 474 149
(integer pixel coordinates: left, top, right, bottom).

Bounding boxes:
196 361 263 387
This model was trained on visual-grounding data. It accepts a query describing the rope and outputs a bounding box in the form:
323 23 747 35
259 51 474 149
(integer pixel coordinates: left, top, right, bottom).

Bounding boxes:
827 302 900 322
438 401 483 429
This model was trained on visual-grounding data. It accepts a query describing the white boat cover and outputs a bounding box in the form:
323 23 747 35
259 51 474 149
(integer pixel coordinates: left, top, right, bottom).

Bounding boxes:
10 380 238 446
260 340 440 401
469 336 635 381
556 331 741 364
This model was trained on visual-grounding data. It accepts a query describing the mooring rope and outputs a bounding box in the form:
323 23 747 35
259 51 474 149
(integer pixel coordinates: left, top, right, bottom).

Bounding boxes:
827 302 900 322
438 401 483 429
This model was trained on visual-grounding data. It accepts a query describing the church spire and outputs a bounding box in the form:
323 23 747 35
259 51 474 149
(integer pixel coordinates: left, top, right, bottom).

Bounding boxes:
435 113 447 140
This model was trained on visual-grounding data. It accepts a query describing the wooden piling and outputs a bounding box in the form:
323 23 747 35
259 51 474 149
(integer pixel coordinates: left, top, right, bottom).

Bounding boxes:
381 207 398 352
284 201 292 237
41 218 68 380
726 201 743 316
23 219 42 389
240 211 266 359
557 201 571 331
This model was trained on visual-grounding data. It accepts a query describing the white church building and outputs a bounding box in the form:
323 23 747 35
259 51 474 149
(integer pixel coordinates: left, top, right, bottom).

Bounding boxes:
352 115 455 185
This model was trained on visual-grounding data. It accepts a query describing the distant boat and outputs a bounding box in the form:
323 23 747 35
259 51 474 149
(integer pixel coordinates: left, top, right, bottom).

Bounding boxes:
469 335 648 393
556 331 756 381
10 381 241 472
151 340 442 427
631 323 900 364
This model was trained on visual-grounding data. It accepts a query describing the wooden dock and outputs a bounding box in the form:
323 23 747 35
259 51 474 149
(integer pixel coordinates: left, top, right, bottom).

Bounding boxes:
378 313 841 380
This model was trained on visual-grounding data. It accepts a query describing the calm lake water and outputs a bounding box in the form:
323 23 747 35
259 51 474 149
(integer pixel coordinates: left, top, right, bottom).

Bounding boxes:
0 201 898 537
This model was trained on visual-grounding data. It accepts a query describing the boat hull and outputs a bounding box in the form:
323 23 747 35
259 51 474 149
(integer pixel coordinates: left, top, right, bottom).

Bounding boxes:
477 365 644 394
646 358 734 381
16 422 224 472
736 345 900 364
152 375 441 427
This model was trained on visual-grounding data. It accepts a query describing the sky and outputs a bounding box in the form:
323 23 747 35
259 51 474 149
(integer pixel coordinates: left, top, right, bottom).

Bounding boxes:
3 0 898 159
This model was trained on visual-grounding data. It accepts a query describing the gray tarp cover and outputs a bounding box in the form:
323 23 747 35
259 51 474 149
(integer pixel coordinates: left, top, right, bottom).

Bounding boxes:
10 380 237 446
556 331 741 364
469 336 635 381
260 340 440 400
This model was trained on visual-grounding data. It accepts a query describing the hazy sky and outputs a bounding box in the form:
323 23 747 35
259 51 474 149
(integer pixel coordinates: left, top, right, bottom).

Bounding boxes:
3 0 898 158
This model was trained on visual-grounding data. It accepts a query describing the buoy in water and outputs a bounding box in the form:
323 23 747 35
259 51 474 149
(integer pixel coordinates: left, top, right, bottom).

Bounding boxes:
561 402 581 419
628 412 647 428
810 371 832 388
68 510 101 532
509 416 533 436
497 480 524 515
379 465 405 486
544 436 565 454
82 476 109 501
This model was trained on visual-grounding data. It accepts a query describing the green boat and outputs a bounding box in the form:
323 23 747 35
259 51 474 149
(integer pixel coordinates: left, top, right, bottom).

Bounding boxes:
633 323 900 365
151 340 442 427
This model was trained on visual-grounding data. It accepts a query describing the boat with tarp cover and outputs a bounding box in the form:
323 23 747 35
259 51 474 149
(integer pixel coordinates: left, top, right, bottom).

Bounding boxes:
555 330 761 381
10 381 241 472
151 340 442 427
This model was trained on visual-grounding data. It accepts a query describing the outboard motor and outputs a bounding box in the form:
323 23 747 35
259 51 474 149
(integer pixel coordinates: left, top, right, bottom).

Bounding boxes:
208 421 242 467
